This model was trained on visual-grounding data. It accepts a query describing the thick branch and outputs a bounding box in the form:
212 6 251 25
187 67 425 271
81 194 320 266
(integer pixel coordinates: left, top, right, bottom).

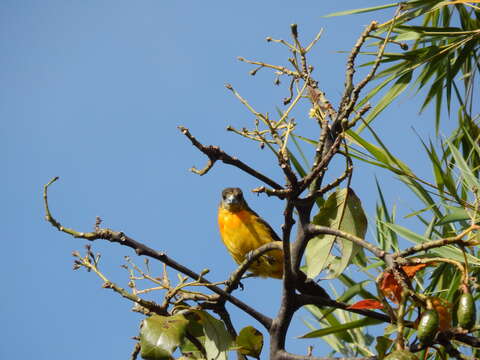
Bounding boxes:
281 202 296 291
270 201 297 356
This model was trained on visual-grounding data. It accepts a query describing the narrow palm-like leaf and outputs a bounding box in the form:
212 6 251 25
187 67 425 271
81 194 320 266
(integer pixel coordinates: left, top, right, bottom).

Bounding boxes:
383 222 480 265
299 318 382 338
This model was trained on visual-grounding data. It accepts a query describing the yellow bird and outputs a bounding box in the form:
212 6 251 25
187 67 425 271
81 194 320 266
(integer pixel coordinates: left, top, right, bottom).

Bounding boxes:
218 187 283 279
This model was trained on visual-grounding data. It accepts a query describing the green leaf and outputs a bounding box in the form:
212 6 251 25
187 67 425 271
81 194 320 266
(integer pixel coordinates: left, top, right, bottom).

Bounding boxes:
288 149 307 178
314 280 375 324
448 139 480 191
346 129 413 176
292 133 317 146
179 317 205 359
397 175 442 218
375 336 393 360
140 314 189 360
291 134 310 170
193 310 233 360
299 317 382 338
383 222 480 265
301 317 347 353
357 71 413 132
375 179 398 251
305 188 368 279
179 338 205 359
236 326 263 359
339 274 378 300
324 3 399 17
304 305 354 343
436 206 470 225
393 31 421 41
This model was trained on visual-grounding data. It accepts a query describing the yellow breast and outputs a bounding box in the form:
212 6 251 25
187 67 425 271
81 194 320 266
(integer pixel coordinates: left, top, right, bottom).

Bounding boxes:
218 207 283 278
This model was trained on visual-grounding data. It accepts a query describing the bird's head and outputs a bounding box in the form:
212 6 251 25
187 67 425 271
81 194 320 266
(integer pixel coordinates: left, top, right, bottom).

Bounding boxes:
220 187 247 211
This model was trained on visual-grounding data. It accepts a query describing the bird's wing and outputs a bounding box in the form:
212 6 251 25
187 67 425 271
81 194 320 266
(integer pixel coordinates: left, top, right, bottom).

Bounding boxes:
247 205 282 243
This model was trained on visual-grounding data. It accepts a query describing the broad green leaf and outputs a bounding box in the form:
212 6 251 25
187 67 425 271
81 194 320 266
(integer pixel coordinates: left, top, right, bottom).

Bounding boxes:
305 188 368 279
326 189 368 279
236 326 263 359
193 310 233 360
383 222 480 265
299 317 382 338
140 314 189 360
179 338 205 359
179 316 205 359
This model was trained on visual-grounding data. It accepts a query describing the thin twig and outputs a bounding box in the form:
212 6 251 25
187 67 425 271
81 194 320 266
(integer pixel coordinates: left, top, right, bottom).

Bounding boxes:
178 126 283 191
305 223 386 259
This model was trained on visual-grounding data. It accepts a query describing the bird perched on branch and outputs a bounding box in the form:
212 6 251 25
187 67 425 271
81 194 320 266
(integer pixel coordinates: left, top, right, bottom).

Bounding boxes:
218 187 283 279
217 187 331 300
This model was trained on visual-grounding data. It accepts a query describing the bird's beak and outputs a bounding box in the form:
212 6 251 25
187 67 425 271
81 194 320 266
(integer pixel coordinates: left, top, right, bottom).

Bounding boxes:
224 194 239 205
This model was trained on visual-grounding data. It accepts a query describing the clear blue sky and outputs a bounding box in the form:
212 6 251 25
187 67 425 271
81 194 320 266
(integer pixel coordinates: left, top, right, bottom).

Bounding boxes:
2 1 444 359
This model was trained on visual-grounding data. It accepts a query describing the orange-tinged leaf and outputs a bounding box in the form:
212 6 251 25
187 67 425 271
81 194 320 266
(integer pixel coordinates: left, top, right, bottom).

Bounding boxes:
402 264 428 278
431 297 452 330
379 263 429 303
347 299 384 310
380 271 403 303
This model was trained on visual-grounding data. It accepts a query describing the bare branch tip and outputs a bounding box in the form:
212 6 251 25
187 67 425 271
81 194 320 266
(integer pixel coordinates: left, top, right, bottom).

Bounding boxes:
251 186 265 194
177 125 188 135
290 23 298 38
44 176 60 191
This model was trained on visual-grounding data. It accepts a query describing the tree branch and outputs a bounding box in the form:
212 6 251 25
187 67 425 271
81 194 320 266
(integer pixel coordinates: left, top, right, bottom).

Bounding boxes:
306 224 386 260
44 177 272 330
224 242 283 294
275 349 376 360
178 126 283 190
394 225 478 258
